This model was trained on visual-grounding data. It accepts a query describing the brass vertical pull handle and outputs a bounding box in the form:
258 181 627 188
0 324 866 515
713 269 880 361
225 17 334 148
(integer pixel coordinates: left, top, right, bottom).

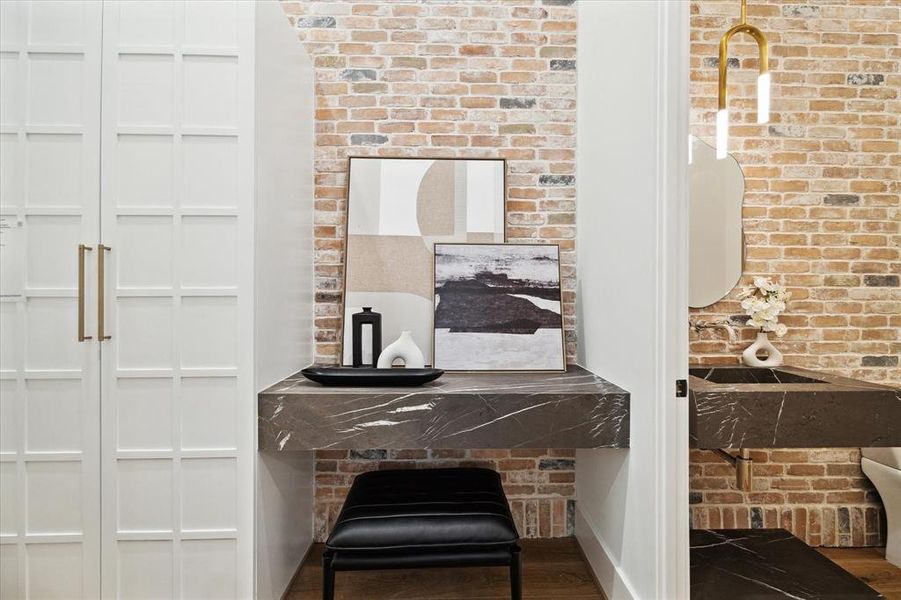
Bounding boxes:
97 244 111 341
78 244 93 341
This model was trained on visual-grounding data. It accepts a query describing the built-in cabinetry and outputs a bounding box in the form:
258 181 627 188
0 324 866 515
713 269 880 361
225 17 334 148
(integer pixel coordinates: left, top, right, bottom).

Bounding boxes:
0 2 313 598
0 3 103 597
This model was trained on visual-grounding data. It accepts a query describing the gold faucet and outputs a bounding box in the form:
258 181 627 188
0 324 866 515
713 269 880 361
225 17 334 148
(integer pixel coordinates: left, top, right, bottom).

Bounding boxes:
689 318 738 342
713 448 753 492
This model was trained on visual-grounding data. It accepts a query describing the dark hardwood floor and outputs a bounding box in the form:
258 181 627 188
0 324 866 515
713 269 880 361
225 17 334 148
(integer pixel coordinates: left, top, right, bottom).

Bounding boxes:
820 547 901 600
285 539 901 600
286 538 606 600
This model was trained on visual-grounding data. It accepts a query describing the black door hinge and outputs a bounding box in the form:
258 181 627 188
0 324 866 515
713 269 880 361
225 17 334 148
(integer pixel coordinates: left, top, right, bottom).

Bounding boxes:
676 379 688 397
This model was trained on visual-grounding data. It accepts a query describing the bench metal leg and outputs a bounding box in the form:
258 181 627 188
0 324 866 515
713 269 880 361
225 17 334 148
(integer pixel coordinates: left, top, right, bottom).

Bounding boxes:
322 550 335 600
510 544 522 600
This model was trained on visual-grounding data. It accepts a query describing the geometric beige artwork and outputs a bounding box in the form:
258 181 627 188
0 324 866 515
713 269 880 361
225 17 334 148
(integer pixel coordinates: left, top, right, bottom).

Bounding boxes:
342 157 505 366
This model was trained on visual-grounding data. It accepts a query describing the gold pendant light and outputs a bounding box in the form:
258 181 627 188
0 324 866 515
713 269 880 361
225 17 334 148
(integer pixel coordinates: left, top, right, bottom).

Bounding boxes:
716 0 770 159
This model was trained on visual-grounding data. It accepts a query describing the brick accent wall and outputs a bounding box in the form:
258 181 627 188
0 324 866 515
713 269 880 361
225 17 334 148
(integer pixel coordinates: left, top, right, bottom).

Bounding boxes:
690 449 885 547
281 0 578 365
688 0 899 547
314 449 575 542
279 0 578 542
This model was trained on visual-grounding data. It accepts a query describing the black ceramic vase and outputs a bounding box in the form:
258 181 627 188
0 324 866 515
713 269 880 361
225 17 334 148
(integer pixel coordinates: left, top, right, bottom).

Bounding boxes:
351 307 382 367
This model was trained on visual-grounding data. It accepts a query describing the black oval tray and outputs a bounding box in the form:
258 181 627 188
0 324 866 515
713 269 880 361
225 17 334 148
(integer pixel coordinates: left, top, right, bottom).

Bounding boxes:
300 366 444 387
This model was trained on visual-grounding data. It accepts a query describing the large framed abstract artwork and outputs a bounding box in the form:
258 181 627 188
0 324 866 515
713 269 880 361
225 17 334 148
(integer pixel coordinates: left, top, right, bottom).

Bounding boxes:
432 243 566 372
342 157 506 366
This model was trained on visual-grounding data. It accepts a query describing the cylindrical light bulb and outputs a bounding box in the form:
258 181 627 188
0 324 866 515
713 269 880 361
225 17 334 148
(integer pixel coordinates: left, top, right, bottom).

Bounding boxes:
757 72 770 124
716 108 729 159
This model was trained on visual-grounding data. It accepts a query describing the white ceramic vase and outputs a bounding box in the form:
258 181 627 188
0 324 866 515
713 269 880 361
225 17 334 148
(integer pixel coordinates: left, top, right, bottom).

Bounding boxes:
741 331 783 367
377 331 425 368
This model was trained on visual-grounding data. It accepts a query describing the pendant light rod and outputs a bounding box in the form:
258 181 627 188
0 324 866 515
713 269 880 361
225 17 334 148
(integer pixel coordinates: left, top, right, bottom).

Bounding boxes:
717 5 769 113
716 0 770 158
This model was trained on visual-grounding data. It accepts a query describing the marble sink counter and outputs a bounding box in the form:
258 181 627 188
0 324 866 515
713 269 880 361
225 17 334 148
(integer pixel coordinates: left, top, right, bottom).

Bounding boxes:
689 365 900 449
258 365 629 451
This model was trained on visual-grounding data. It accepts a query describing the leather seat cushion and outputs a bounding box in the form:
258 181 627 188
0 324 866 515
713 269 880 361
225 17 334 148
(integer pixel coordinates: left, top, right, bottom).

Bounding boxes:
330 547 515 571
326 468 519 551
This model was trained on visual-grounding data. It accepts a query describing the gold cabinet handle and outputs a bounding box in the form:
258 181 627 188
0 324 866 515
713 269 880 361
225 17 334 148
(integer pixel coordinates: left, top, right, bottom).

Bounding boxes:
78 244 92 342
97 244 111 341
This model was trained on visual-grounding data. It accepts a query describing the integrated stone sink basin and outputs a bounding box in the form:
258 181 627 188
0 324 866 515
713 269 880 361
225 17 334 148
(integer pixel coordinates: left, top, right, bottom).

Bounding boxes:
689 365 900 449
690 366 828 385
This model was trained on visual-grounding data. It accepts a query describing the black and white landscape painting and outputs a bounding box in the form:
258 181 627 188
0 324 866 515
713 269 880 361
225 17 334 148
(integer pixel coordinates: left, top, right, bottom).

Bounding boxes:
433 244 565 371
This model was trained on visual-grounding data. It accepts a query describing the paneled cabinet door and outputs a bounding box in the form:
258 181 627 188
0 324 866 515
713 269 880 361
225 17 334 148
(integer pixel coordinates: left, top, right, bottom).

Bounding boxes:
0 1 102 598
98 2 251 598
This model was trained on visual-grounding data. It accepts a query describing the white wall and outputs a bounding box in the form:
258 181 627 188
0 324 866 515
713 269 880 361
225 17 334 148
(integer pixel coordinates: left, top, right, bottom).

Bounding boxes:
253 0 314 393
256 452 313 600
575 2 689 599
253 1 316 598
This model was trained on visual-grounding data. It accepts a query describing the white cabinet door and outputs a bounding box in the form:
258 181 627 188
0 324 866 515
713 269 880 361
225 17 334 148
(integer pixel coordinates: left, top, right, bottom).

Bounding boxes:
98 2 253 598
0 2 102 598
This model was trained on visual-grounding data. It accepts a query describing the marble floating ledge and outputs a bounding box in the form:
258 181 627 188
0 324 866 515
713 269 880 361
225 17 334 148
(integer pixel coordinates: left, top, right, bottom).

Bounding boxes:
258 365 630 451
689 365 901 449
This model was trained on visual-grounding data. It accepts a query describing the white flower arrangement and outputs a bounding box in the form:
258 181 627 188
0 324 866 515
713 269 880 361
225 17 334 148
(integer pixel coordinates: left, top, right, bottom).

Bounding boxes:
738 276 791 338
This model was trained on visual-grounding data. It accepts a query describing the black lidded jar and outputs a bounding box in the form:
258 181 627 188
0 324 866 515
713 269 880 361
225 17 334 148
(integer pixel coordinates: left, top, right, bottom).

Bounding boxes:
351 307 382 368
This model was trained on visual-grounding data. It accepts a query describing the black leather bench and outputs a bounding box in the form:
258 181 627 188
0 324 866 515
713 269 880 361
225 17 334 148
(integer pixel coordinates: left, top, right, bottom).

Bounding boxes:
322 467 522 600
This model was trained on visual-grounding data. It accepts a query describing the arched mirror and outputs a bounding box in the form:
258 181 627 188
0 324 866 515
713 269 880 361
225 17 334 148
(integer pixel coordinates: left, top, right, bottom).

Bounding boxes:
689 135 745 308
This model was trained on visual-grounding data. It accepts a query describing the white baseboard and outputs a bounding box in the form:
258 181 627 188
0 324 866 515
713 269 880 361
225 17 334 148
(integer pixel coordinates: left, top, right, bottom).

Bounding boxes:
575 506 638 600
278 540 313 600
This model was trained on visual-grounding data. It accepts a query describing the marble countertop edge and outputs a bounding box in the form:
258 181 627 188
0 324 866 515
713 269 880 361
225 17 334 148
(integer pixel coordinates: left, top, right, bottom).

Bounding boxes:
258 364 631 451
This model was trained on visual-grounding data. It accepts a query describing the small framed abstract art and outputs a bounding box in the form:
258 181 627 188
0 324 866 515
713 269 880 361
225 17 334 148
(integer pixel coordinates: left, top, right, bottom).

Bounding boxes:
432 243 566 372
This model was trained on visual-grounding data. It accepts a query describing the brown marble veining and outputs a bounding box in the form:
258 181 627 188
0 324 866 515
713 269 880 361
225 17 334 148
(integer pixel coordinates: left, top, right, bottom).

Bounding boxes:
258 366 629 451
689 365 901 449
